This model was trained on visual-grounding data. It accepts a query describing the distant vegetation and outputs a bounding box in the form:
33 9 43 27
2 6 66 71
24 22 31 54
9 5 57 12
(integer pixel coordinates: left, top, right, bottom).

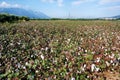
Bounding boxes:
1 13 119 22
32 18 120 21
0 14 30 23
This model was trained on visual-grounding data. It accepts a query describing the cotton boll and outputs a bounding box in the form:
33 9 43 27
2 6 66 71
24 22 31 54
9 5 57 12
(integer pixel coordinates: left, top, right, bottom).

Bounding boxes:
105 61 110 67
25 62 29 66
45 47 49 51
36 70 39 73
81 66 85 71
23 66 26 69
67 38 71 42
91 64 96 72
110 60 113 63
10 43 14 46
31 55 33 58
84 64 86 68
85 50 87 53
95 67 100 72
41 54 44 60
71 77 75 80
96 57 101 62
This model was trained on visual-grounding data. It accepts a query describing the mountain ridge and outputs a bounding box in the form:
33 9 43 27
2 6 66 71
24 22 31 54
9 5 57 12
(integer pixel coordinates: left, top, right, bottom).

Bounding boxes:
112 15 120 19
0 7 50 19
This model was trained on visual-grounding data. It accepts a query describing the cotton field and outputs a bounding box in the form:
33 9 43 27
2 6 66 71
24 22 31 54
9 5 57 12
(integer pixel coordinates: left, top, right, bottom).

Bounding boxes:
0 20 120 80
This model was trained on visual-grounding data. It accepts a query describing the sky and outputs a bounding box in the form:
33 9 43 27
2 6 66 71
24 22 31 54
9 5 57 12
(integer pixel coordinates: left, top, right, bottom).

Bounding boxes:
0 0 120 18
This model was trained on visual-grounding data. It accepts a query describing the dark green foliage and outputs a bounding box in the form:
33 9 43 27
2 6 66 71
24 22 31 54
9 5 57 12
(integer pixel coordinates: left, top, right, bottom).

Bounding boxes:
0 14 30 23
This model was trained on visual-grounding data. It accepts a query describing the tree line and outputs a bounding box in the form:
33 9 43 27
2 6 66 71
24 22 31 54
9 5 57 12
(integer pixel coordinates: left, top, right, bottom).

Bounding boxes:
0 13 30 23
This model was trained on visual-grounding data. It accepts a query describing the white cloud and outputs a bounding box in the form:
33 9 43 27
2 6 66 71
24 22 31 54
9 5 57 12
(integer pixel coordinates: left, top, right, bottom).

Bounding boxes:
109 6 120 10
99 0 120 5
72 0 87 5
0 1 21 8
57 0 63 7
72 0 120 5
41 0 54 3
0 1 10 7
72 0 95 5
41 0 63 7
104 6 120 10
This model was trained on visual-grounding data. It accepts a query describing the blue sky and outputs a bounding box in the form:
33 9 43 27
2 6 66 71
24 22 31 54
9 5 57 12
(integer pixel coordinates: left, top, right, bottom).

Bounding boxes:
0 0 120 18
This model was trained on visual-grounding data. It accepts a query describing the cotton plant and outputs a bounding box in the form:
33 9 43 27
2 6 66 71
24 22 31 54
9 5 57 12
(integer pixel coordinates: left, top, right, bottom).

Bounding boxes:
0 20 120 80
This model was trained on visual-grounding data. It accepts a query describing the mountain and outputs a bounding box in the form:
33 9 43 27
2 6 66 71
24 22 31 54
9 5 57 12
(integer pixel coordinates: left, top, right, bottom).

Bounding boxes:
0 8 50 19
112 15 120 19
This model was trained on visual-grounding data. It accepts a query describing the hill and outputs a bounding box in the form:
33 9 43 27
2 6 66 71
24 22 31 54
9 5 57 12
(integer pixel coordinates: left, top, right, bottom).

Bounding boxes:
112 15 120 19
0 8 50 19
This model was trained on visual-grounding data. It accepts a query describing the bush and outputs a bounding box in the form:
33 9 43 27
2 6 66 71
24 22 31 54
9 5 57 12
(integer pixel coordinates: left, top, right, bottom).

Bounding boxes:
0 14 30 23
